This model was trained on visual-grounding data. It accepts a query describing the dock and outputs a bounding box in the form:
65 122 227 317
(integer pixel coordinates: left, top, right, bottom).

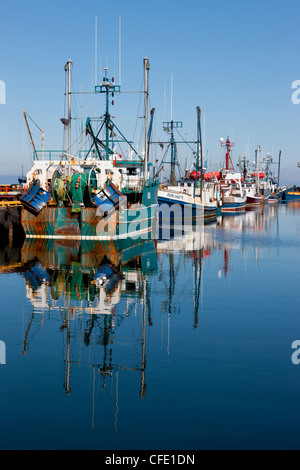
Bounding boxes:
0 202 24 245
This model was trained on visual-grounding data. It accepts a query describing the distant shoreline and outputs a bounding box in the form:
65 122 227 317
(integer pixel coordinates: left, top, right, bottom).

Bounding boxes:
0 175 19 185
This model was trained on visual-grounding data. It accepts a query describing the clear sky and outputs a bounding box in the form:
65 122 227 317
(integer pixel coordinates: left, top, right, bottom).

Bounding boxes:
0 0 299 184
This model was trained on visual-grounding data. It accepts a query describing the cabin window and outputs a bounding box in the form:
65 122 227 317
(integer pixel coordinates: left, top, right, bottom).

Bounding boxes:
127 168 137 175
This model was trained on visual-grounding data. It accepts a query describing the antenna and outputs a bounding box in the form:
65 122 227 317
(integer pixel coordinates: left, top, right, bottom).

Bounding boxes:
95 16 97 86
163 81 166 122
119 15 122 86
170 73 173 121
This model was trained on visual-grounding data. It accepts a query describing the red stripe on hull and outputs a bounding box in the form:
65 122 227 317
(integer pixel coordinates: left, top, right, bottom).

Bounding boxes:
246 196 262 207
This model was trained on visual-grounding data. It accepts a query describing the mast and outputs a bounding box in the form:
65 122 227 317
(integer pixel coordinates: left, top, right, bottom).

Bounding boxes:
193 107 202 198
42 129 45 161
256 145 261 193
140 281 147 399
65 60 72 154
148 108 155 174
144 57 150 180
103 68 110 161
170 120 176 186
278 150 281 187
199 108 203 199
239 155 248 181
264 153 272 186
221 137 235 172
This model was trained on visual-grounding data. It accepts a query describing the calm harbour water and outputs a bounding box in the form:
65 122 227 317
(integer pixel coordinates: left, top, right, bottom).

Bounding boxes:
0 202 299 450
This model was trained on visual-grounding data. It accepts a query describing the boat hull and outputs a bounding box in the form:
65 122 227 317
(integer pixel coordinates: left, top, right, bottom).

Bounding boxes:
268 193 278 203
285 190 300 201
21 184 158 240
221 196 246 214
246 195 262 207
157 191 218 220
261 188 270 204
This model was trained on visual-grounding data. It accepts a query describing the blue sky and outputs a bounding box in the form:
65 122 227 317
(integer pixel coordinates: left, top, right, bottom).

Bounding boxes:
0 0 300 184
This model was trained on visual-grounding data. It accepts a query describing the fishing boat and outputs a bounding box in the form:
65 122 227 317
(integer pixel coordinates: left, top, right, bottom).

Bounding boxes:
242 146 263 207
19 59 159 240
244 180 263 207
221 174 247 213
285 186 300 201
157 107 221 223
266 150 282 203
219 137 246 213
259 177 270 203
269 180 281 203
158 179 221 222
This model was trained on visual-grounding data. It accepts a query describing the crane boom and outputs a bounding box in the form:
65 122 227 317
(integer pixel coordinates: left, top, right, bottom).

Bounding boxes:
23 110 38 160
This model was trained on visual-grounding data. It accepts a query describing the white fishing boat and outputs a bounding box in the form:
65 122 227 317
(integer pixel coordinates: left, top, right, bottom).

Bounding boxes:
221 173 247 213
244 180 263 207
158 179 221 221
219 137 246 213
157 107 221 222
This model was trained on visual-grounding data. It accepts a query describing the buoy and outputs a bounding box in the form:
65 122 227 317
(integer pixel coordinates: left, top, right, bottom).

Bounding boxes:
204 171 221 181
190 171 201 180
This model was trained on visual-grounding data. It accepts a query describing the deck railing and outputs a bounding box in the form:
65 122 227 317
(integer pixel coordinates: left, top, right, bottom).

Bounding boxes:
33 150 97 161
122 177 158 192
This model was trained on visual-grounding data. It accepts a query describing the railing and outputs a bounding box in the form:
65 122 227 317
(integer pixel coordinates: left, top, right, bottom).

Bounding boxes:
122 177 144 192
122 177 158 192
33 150 97 161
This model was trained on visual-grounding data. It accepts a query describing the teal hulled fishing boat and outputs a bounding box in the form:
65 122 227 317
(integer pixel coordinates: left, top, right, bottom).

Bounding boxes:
20 59 158 240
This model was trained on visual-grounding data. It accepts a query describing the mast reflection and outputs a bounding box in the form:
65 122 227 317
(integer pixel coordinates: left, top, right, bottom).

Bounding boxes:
0 204 283 417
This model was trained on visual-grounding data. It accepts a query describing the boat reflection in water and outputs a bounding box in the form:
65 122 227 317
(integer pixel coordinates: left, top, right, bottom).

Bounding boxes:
156 229 207 330
0 203 287 441
21 238 158 317
20 237 157 404
284 200 300 211
213 203 282 278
